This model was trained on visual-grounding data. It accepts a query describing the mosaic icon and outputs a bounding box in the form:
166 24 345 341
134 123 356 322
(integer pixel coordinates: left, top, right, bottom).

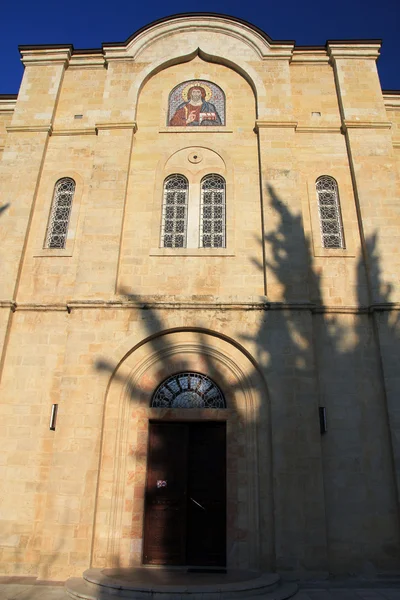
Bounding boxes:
168 80 225 127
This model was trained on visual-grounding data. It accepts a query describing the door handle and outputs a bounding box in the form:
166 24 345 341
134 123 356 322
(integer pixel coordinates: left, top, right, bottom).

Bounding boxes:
190 497 206 510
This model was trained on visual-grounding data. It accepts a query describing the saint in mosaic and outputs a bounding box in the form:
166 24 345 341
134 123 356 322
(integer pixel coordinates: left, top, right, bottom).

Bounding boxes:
168 80 225 126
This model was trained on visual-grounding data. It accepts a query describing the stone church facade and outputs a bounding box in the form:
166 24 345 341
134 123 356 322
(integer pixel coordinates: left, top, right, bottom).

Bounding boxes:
0 13 400 582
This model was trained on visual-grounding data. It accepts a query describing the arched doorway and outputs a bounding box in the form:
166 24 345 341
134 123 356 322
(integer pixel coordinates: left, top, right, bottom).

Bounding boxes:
92 330 273 572
143 373 226 566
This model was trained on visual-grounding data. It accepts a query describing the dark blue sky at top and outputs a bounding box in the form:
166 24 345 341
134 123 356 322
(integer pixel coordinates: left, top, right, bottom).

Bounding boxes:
1 0 398 95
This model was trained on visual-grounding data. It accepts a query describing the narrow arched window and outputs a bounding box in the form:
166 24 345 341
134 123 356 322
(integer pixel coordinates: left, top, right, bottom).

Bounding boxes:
200 174 226 248
161 174 188 248
316 176 344 249
45 178 75 249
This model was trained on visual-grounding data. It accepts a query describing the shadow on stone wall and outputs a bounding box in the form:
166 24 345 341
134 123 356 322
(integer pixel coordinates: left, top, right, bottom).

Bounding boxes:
89 181 400 585
0 203 9 216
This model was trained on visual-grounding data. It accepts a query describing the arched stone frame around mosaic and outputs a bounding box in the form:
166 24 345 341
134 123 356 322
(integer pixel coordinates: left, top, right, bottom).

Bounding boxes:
129 48 265 123
91 328 274 573
167 79 226 127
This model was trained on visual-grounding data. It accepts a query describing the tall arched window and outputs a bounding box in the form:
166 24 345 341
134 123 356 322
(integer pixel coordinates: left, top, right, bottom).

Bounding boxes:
161 174 188 248
316 176 344 249
200 174 226 248
45 178 76 249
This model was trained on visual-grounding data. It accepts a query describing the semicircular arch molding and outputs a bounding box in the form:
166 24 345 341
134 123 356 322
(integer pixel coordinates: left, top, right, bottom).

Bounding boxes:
105 15 288 62
92 328 274 573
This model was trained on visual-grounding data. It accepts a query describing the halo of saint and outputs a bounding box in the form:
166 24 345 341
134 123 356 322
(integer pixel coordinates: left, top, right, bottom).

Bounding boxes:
181 81 212 102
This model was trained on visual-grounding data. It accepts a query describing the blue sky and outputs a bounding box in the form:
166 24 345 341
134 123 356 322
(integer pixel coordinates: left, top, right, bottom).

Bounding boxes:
1 0 398 94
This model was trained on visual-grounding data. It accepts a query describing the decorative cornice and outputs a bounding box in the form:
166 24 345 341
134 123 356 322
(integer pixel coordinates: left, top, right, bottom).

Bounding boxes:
342 120 392 133
6 125 53 134
384 96 400 110
51 128 97 136
19 46 72 67
68 53 106 69
102 15 295 61
0 98 16 113
95 122 137 133
255 120 297 131
291 49 329 64
327 42 381 60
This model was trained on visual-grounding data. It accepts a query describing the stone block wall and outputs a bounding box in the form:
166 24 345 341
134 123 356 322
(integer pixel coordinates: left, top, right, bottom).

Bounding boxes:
0 14 399 580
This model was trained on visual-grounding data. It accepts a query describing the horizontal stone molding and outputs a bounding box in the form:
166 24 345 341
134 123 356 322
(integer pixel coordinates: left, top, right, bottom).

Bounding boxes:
159 127 233 133
327 43 381 60
7 299 400 314
149 248 235 256
51 128 97 136
68 54 106 69
95 122 137 132
19 46 72 66
6 125 52 134
0 301 16 310
0 98 16 113
342 120 392 132
255 120 297 130
296 126 341 133
12 303 68 312
291 50 329 64
384 97 400 109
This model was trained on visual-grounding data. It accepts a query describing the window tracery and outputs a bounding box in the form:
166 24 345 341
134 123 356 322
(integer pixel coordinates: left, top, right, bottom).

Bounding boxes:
316 176 344 249
45 178 76 249
200 174 226 248
151 373 225 408
161 175 188 248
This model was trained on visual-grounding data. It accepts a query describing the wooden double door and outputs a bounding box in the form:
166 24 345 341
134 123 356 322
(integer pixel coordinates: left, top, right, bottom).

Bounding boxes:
143 422 226 566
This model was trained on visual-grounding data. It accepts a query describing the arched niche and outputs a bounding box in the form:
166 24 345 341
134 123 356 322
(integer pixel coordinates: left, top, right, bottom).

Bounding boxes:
130 49 262 122
91 329 274 573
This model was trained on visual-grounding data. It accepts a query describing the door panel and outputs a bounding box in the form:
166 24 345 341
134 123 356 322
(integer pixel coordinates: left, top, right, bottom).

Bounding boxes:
186 422 226 566
143 423 188 564
143 421 226 566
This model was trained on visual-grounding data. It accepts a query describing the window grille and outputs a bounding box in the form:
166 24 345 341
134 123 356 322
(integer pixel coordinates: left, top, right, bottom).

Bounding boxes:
316 176 344 249
45 178 75 249
200 174 226 248
161 174 188 248
151 372 225 408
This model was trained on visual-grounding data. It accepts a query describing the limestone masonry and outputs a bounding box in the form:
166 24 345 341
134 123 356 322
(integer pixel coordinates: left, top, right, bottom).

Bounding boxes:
0 13 399 582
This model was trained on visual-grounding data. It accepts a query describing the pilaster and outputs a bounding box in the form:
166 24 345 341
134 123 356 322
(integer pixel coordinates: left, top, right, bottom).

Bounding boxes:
256 74 328 568
0 47 70 377
329 41 400 531
73 123 136 297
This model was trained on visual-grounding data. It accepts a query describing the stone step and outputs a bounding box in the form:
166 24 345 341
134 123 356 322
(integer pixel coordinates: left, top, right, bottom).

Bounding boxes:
65 568 298 600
